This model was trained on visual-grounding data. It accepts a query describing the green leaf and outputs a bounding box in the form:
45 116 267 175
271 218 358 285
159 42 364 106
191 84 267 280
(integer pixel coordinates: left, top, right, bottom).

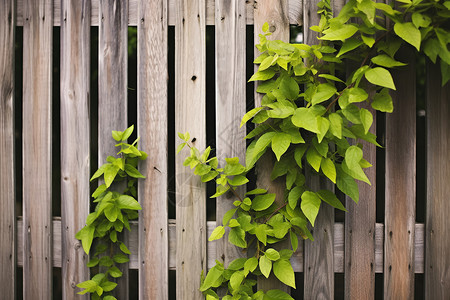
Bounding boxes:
311 83 337 105
273 259 296 288
317 190 347 211
227 258 247 270
371 54 406 68
229 227 247 248
328 113 343 139
271 133 291 161
104 164 120 188
222 208 238 225
279 76 300 100
265 289 294 300
120 242 131 254
121 125 134 141
371 88 393 112
103 296 117 300
306 147 322 172
319 24 359 41
200 262 224 291
255 224 268 246
292 108 319 133
345 146 363 169
90 164 107 181
75 225 95 254
240 107 265 127
318 74 345 83
259 55 275 71
228 175 249 186
394 22 421 51
101 281 117 293
361 35 375 48
87 257 99 267
244 257 259 275
360 108 373 134
262 22 269 33
117 195 142 210
230 270 245 291
294 145 307 168
112 130 123 142
209 226 225 241
357 0 375 24
321 158 336 183
365 67 396 90
265 248 281 261
336 38 363 57
249 69 276 82
412 12 431 28
124 164 145 178
288 186 304 209
109 266 123 278
290 230 298 252
348 87 368 104
113 253 130 264
301 191 321 226
259 255 272 278
252 193 276 211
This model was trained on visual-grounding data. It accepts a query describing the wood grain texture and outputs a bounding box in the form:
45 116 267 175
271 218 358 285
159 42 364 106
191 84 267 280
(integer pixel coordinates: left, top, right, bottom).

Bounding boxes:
0 0 15 298
22 0 53 298
253 0 290 293
17 219 426 273
98 1 129 298
384 49 416 300
137 0 169 299
16 0 303 26
303 1 334 299
60 1 91 299
425 62 450 299
215 0 247 268
175 1 207 299
344 102 376 300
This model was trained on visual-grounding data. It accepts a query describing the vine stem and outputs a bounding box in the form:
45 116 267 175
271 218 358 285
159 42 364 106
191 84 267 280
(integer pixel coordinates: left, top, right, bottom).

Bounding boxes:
227 183 244 202
263 202 288 224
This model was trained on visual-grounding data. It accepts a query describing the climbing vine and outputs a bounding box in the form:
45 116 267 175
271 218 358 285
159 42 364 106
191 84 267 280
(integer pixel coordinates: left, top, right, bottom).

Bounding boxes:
179 0 449 299
76 125 147 299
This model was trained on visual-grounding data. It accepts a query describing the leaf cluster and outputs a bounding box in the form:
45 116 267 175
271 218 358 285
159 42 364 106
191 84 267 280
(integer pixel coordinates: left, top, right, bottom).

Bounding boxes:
179 0 449 298
75 125 147 299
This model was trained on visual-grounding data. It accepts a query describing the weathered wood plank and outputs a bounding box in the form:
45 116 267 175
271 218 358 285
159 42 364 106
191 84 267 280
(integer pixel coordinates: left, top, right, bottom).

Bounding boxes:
345 102 376 300
16 0 303 26
98 1 129 298
253 0 291 293
22 0 53 298
137 0 169 299
425 62 450 299
303 1 334 299
0 0 16 298
215 0 247 269
384 49 416 299
60 1 91 299
175 1 207 299
16 219 426 273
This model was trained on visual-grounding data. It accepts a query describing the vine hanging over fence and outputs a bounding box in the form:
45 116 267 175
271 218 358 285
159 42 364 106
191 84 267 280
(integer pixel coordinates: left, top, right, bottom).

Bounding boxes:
76 125 147 299
179 0 449 298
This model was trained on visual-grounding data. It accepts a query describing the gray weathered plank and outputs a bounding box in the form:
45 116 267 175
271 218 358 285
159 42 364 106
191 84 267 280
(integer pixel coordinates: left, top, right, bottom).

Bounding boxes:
98 1 129 298
253 0 291 293
17 219 426 273
0 0 16 298
16 0 303 26
22 0 53 298
303 1 334 299
425 62 450 299
60 1 91 299
384 49 416 299
215 0 247 269
137 0 169 299
175 1 207 299
345 102 376 300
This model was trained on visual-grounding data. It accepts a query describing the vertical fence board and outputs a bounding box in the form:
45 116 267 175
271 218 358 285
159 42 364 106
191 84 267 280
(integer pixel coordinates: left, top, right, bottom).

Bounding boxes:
137 0 169 299
98 1 129 298
425 62 450 299
60 1 91 299
303 1 334 299
22 0 53 298
253 0 290 293
175 1 206 299
215 0 247 268
345 103 376 299
384 49 416 299
0 0 15 298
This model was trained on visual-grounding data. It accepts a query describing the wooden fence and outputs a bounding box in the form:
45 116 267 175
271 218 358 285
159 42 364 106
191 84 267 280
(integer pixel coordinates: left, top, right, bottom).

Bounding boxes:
0 0 449 299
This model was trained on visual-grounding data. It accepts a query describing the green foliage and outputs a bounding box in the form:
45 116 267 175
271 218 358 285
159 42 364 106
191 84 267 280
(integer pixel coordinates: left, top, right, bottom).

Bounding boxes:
179 0 449 298
76 125 147 299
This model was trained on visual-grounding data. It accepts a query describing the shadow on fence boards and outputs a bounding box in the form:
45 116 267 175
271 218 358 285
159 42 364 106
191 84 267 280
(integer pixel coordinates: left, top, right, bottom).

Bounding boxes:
0 0 449 299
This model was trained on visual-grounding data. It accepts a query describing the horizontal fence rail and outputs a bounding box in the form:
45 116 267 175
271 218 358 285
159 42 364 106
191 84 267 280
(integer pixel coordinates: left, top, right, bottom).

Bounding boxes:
16 218 425 273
